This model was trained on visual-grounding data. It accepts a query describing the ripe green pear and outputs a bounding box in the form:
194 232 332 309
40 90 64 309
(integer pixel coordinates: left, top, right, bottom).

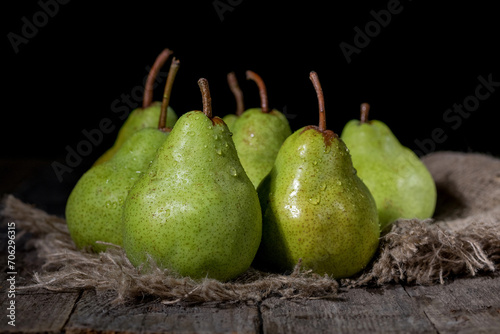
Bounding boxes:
94 49 178 165
66 128 169 252
340 103 437 231
122 79 262 282
231 71 291 188
254 72 380 278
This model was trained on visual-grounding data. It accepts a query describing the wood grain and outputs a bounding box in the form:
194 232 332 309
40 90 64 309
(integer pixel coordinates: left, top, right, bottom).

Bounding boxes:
405 274 500 333
64 290 260 334
261 284 436 333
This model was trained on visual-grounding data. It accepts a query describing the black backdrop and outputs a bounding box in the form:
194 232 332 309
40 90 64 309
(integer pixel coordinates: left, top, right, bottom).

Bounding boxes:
3 1 500 190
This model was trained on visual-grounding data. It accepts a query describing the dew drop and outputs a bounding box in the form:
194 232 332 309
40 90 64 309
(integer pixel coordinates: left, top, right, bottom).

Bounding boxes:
336 180 342 186
216 148 222 155
309 195 321 205
105 201 111 208
320 183 327 191
324 145 331 154
214 134 218 140
313 161 318 166
165 209 171 217
207 125 213 130
188 131 195 137
229 166 237 176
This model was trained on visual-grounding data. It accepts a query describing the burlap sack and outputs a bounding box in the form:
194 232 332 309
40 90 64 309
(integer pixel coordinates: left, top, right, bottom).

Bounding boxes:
2 151 499 304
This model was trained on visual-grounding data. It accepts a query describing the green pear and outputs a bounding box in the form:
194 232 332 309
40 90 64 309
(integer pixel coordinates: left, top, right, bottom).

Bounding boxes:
340 103 437 231
65 59 180 252
66 129 169 252
231 70 292 188
122 78 262 282
222 71 244 132
254 72 380 278
94 49 178 165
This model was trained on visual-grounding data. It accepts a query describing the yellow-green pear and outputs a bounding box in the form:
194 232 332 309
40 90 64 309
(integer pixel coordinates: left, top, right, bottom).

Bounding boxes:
94 49 178 165
340 103 437 231
253 72 380 278
122 78 262 282
231 70 292 188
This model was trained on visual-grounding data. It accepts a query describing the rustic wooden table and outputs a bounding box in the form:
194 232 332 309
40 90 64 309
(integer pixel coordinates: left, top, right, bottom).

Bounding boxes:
1 159 500 333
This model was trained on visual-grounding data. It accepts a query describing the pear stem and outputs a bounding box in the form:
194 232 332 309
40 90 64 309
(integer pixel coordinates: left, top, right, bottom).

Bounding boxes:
246 70 269 113
143 48 173 109
198 78 212 118
227 72 245 116
158 57 180 132
360 103 370 124
309 71 326 132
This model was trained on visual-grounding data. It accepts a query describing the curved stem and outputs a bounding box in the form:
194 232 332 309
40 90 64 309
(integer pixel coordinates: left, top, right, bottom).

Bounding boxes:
159 57 180 132
227 72 245 116
143 48 173 109
360 103 370 124
246 70 269 113
309 71 326 132
198 78 212 118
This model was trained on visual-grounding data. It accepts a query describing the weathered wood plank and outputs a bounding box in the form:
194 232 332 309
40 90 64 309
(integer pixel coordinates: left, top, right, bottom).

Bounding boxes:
405 274 500 333
261 284 436 334
0 291 81 333
65 290 260 334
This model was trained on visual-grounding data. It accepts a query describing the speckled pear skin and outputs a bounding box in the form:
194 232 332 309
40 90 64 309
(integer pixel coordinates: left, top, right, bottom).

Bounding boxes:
222 114 238 133
65 128 169 252
254 127 380 278
122 111 262 282
94 102 177 165
231 108 291 188
340 119 437 231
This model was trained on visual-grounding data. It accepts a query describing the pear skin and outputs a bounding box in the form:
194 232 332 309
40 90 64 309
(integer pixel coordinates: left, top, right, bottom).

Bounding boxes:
340 103 437 231
65 128 169 252
254 72 380 278
122 79 262 282
232 107 291 188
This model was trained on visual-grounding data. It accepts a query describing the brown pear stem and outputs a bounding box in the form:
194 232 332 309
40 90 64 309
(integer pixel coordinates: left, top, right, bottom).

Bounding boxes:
246 70 269 113
309 71 326 132
143 48 173 109
360 103 370 124
198 78 212 118
158 57 180 132
227 72 245 116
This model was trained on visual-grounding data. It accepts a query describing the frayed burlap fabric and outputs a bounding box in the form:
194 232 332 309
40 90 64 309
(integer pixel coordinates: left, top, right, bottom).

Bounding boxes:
1 151 499 304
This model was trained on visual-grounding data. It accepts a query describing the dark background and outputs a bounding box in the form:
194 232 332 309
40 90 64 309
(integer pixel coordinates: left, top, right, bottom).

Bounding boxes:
2 1 499 214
